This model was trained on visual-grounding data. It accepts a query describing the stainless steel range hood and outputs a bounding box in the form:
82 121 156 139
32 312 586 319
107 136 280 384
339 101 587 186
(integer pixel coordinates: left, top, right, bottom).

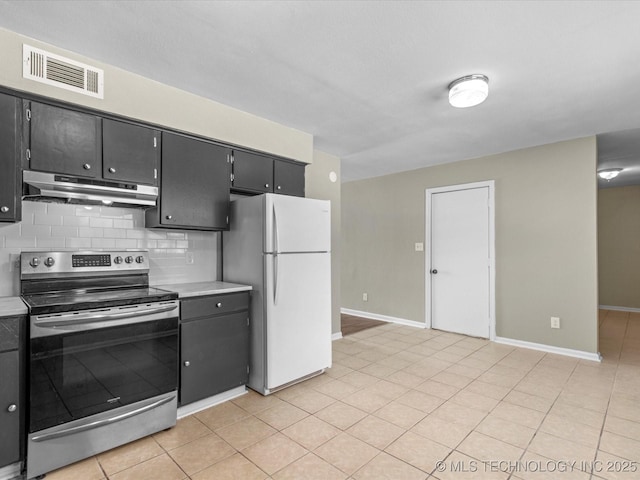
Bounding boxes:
23 170 158 208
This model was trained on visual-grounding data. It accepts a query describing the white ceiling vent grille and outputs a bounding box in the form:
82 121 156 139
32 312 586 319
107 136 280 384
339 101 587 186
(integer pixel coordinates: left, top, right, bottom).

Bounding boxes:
23 45 104 99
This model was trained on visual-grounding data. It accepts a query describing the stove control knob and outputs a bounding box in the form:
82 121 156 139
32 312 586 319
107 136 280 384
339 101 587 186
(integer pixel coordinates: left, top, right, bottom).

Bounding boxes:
44 257 55 267
30 257 40 268
136 256 145 264
125 256 134 264
114 256 123 264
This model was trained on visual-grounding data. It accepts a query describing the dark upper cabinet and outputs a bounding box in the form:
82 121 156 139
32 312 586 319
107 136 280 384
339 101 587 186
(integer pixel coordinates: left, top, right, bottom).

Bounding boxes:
0 93 21 223
231 150 306 197
102 119 159 186
274 159 305 197
27 102 102 178
146 132 230 230
231 150 273 194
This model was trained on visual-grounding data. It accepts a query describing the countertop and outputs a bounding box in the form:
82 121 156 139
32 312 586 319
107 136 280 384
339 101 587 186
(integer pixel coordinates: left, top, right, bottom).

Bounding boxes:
154 281 252 298
0 296 28 316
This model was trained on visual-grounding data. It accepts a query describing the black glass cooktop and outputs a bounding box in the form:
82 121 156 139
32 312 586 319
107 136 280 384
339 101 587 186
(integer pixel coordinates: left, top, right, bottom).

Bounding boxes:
22 287 178 315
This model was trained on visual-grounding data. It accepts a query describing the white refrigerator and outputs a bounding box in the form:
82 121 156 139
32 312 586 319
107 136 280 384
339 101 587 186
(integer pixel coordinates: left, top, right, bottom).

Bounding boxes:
223 194 332 395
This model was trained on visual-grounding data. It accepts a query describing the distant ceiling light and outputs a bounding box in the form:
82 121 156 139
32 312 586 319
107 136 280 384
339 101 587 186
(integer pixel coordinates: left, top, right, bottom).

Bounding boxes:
448 74 489 108
598 168 623 180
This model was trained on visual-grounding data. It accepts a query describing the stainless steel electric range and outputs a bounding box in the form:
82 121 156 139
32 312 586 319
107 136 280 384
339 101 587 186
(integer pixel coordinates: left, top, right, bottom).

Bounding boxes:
20 251 179 479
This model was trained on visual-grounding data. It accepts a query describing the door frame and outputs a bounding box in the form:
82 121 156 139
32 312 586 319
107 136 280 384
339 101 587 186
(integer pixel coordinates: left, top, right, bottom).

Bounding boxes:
425 180 496 340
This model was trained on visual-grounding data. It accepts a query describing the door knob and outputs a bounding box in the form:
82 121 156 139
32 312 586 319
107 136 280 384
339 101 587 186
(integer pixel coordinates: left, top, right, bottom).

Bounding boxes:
0 206 9 213
7 404 16 413
216 302 222 308
265 184 269 188
108 167 116 173
431 269 438 274
184 361 190 367
83 163 91 170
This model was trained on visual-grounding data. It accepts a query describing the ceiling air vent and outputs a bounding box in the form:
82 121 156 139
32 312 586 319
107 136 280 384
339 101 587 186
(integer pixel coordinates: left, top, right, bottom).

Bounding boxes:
23 44 104 99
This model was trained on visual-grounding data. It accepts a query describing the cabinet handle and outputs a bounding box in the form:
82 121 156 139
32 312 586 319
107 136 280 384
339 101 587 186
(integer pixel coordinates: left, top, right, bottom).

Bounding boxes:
108 167 116 173
216 302 222 308
184 361 190 367
265 183 269 188
166 215 173 220
0 206 9 213
83 163 91 170
277 186 282 190
7 404 16 413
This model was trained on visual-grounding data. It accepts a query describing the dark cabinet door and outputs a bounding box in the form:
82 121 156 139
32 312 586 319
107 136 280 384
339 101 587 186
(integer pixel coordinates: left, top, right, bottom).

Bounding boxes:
149 132 230 230
232 150 273 193
0 350 20 468
28 102 101 178
180 311 249 405
0 93 21 223
102 119 159 185
274 159 305 197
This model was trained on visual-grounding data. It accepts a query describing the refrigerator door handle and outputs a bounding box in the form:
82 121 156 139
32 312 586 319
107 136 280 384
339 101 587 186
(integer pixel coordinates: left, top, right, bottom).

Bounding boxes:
273 202 280 254
274 252 279 305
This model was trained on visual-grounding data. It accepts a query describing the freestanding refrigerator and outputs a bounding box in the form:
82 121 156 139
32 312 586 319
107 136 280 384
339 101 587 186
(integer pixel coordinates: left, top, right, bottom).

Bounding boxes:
223 193 332 395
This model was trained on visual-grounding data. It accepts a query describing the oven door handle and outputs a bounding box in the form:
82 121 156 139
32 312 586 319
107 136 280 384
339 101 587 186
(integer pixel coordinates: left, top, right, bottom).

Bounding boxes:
30 394 176 442
33 303 178 330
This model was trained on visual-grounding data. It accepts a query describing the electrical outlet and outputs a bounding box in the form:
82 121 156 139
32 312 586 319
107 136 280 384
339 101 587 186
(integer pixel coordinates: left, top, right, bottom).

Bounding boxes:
363 293 368 302
185 252 195 265
551 316 560 329
415 242 424 252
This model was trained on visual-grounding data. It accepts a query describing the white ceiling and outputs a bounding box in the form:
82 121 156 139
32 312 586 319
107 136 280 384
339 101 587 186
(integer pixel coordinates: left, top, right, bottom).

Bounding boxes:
1 0 640 183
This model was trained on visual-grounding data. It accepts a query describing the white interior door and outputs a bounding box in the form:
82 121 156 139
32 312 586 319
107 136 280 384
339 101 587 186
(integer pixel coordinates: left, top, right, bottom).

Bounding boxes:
265 252 331 389
428 184 493 338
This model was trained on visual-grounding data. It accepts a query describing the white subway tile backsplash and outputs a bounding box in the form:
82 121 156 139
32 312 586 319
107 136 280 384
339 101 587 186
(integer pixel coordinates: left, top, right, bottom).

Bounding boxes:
0 202 219 297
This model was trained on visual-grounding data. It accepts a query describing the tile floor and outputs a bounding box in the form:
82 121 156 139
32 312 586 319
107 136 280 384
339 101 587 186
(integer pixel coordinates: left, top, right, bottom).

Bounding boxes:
41 309 640 479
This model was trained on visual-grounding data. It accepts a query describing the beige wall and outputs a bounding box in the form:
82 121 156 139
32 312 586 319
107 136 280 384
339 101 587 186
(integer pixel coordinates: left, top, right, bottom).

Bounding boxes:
0 27 313 163
342 138 599 353
306 150 341 335
598 185 640 309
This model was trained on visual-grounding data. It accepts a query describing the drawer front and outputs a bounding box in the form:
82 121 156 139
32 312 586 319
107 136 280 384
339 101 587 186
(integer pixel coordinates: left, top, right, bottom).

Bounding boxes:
181 292 249 321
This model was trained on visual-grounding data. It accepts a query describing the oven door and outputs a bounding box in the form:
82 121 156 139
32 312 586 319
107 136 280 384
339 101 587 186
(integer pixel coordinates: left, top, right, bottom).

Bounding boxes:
29 300 179 433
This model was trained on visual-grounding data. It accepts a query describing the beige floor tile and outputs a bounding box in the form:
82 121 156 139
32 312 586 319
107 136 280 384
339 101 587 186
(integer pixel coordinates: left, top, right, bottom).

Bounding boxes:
282 415 341 450
411 415 473 448
109 453 187 480
153 415 212 451
463 380 511 400
431 371 473 389
599 431 640 461
539 413 601 449
273 452 347 480
231 389 284 414
490 402 545 429
353 452 428 479
315 401 368 430
431 401 488 427
342 389 392 413
167 433 235 476
45 456 105 480
527 432 596 467
386 369 426 387
476 415 536 449
340 370 381 388
608 393 640 423
337 355 371 370
347 415 406 449
242 432 308 475
514 379 563 400
363 379 410 400
194 401 249 431
515 451 591 480
97 435 164 476
360 362 400 379
396 390 445 413
191 453 268 480
445 364 486 379
325 363 355 379
315 432 380 475
503 390 554 413
255 401 309 430
604 415 640 441
549 401 606 429
414 379 460 399
273 382 314 401
450 390 499 413
385 431 451 473
557 390 610 413
594 449 640 480
313 378 360 399
286 389 337 413
215 415 277 450
374 401 427 429
457 431 523 464
432 450 509 480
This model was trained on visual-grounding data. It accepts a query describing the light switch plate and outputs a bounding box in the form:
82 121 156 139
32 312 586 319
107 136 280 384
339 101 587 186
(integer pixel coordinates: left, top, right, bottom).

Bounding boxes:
415 242 424 252
551 316 560 329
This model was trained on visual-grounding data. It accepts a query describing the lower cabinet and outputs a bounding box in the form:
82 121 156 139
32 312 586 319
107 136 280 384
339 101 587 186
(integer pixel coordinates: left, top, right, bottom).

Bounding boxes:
179 292 250 406
0 315 24 469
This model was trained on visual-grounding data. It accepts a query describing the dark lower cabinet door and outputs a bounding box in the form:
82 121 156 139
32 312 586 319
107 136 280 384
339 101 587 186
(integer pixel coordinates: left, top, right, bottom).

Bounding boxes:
232 150 273 193
274 159 305 197
28 102 101 178
180 312 249 405
0 93 20 223
102 119 159 185
0 350 20 468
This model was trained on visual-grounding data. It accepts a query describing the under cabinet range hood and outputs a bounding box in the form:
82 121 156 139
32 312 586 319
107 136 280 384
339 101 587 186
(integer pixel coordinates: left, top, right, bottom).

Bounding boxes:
22 170 158 208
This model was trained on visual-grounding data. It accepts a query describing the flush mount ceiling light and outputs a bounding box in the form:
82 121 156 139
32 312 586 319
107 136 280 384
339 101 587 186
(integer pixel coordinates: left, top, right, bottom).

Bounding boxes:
448 74 489 108
598 168 623 180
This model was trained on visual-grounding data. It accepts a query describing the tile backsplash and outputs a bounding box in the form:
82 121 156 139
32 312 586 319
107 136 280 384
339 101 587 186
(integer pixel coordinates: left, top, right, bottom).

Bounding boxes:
0 201 219 296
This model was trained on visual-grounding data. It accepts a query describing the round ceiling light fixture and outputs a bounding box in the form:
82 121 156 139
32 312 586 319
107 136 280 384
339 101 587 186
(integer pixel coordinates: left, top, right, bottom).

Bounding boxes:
597 168 623 181
448 74 489 108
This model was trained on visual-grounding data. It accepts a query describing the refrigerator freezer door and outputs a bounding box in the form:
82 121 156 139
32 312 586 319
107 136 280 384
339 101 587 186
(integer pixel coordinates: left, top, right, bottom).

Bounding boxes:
264 252 331 390
264 194 331 254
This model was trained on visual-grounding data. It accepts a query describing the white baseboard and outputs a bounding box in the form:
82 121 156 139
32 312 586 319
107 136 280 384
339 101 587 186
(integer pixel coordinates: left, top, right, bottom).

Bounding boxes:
332 332 343 341
177 385 247 419
495 336 602 362
0 462 21 480
341 308 426 329
600 305 640 313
